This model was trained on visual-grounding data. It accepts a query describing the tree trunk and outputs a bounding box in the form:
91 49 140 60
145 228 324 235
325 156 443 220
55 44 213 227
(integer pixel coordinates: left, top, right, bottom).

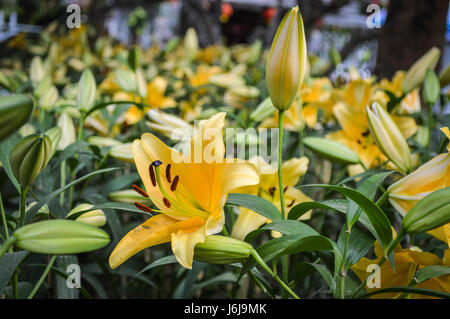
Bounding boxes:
375 0 449 79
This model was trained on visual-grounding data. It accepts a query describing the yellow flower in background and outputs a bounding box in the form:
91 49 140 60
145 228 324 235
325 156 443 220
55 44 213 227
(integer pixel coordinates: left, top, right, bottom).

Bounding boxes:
352 240 450 299
109 112 259 269
388 127 450 241
231 156 311 240
187 65 222 88
328 79 417 175
259 98 306 131
145 76 176 109
301 77 335 121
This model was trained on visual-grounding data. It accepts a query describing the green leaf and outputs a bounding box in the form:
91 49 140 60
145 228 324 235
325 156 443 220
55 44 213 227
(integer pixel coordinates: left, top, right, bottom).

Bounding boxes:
66 202 152 220
361 286 450 299
301 184 392 250
288 199 347 220
226 193 281 221
337 226 374 269
25 167 121 223
244 219 319 242
0 251 28 294
414 265 450 284
132 255 178 281
55 255 79 299
347 171 393 229
192 272 237 291
0 133 21 191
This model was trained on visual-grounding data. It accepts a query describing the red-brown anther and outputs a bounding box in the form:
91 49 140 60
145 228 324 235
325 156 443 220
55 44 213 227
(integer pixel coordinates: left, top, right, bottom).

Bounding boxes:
287 199 296 208
166 164 172 183
163 197 171 208
135 202 153 213
132 184 149 197
170 175 179 191
269 187 276 196
149 164 157 187
283 186 288 193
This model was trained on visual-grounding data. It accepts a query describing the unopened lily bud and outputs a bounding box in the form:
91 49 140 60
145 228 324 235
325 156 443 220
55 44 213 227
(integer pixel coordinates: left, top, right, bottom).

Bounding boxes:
56 112 76 150
26 202 50 217
39 85 59 110
303 137 360 165
402 47 440 93
33 76 52 98
0 94 34 142
109 143 133 163
10 134 51 188
30 56 45 86
439 63 450 87
402 187 450 234
366 103 411 174
88 136 122 147
76 69 96 112
109 189 153 206
114 68 136 92
423 69 440 105
209 73 245 89
13 219 110 254
135 68 147 98
193 235 253 264
67 203 106 227
44 127 61 159
184 28 198 61
250 97 276 122
266 6 307 110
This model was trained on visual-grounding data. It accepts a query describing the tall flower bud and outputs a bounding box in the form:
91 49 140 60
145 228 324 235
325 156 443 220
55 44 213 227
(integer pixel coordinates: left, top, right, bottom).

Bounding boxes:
266 6 307 111
56 112 76 150
10 134 51 188
0 94 34 142
402 47 440 93
366 103 412 174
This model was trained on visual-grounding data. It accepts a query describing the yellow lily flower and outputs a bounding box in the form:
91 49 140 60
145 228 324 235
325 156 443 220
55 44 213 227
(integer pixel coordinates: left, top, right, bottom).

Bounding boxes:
259 97 315 131
109 112 260 269
352 240 450 299
388 127 450 241
231 156 311 240
145 76 176 109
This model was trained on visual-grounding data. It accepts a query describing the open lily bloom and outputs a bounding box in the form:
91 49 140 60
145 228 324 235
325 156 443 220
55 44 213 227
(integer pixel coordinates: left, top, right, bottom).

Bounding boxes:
109 112 259 269
352 240 450 299
231 156 311 240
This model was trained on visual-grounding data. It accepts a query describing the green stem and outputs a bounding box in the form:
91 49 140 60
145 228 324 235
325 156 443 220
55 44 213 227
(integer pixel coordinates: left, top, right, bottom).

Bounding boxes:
250 249 300 299
77 113 85 141
298 125 304 157
59 160 66 206
0 236 16 259
278 110 286 219
340 229 350 299
19 187 28 227
27 255 56 299
0 193 9 240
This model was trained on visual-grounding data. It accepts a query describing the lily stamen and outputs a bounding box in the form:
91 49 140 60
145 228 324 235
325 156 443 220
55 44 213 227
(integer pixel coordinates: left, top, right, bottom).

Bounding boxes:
149 164 157 187
166 164 172 183
171 176 179 191
153 162 209 219
132 184 149 197
134 202 153 213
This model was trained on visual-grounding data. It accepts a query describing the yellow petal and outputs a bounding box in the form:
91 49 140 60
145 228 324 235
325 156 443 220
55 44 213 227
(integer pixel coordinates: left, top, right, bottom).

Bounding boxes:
109 214 204 269
171 223 207 269
282 157 309 186
231 207 268 240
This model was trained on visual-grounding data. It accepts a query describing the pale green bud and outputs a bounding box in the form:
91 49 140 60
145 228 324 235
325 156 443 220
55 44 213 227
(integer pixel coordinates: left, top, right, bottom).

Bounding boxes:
303 137 360 165
366 103 411 174
44 127 62 159
39 85 59 110
66 203 106 227
250 97 276 122
266 6 307 110
10 134 51 188
13 219 110 254
423 69 440 105
30 56 45 86
76 69 96 112
56 112 76 150
114 68 136 92
0 94 34 142
193 235 253 264
184 28 198 61
402 187 450 234
402 47 440 93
